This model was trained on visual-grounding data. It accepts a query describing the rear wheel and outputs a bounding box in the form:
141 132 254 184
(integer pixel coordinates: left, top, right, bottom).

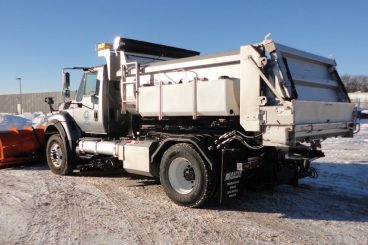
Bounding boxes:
160 143 214 207
46 134 74 175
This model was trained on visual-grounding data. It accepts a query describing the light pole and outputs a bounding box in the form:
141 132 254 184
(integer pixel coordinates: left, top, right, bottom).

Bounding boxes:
16 77 22 114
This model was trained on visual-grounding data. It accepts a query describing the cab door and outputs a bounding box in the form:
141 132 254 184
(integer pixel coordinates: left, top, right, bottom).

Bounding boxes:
72 67 106 134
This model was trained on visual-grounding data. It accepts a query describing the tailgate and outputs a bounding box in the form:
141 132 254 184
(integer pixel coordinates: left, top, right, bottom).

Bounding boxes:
293 100 354 124
292 100 354 142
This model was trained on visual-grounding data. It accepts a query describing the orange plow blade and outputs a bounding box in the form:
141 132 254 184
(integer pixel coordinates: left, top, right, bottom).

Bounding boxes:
0 126 45 168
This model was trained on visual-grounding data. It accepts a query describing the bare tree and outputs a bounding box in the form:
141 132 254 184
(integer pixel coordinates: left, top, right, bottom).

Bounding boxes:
341 75 368 92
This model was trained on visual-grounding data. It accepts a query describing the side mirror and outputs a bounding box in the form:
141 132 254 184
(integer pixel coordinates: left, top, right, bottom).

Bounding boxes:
63 72 70 89
63 89 71 98
91 93 99 104
44 97 54 105
44 97 55 112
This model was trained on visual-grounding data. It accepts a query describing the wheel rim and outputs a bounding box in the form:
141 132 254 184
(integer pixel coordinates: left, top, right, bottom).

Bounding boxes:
168 157 195 194
50 142 63 168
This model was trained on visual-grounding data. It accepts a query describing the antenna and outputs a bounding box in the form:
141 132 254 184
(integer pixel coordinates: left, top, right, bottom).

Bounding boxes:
264 33 272 41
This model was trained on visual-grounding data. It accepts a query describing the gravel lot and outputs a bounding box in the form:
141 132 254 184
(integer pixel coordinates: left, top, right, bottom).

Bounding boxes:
1 126 367 244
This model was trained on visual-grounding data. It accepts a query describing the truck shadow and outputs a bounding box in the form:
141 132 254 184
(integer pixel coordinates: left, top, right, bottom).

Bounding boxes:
1 161 49 171
77 170 161 186
209 162 368 223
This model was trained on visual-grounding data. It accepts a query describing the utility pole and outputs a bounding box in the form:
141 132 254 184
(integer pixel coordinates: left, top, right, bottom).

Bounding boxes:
16 77 22 114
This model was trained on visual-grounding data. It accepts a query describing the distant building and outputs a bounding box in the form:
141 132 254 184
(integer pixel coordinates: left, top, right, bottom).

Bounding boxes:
0 91 76 113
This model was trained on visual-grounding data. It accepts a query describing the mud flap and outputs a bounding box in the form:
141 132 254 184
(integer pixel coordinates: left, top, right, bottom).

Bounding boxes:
220 149 244 204
220 148 263 204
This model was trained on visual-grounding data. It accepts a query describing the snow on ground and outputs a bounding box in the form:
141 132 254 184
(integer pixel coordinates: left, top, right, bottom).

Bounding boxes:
0 112 47 131
0 116 367 244
301 119 368 198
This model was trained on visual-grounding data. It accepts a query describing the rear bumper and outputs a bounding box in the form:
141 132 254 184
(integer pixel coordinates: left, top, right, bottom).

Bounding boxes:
294 122 354 142
262 122 354 147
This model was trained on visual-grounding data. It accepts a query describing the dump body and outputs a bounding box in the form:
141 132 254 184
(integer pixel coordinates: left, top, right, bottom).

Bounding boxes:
97 38 353 146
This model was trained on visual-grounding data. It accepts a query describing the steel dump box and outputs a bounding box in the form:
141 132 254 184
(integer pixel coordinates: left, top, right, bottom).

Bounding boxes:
98 37 355 147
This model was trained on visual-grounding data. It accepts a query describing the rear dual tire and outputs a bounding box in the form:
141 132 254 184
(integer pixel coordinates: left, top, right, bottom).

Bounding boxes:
160 143 214 207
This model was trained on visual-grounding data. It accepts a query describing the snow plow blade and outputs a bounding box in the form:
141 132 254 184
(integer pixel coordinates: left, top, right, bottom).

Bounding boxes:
0 126 45 168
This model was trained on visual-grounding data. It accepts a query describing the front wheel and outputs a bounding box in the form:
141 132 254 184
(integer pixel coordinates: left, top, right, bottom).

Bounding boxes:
160 143 214 207
46 134 74 175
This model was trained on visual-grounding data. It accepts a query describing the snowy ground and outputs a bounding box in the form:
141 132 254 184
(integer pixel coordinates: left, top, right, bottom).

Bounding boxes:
301 120 368 199
0 116 367 244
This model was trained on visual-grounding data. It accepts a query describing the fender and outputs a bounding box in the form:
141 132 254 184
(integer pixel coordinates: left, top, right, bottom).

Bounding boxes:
45 111 82 150
151 135 218 171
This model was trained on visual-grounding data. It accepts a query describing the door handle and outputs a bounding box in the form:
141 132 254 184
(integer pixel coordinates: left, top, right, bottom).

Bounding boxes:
94 110 98 121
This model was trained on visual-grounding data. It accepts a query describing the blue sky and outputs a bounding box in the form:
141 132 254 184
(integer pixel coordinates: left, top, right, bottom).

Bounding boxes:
0 0 367 94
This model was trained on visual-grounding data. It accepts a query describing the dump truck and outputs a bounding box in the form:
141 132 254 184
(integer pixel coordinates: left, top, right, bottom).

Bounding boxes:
44 36 356 207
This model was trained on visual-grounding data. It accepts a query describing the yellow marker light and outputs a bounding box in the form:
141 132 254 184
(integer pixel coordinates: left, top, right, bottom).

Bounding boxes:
97 43 112 51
